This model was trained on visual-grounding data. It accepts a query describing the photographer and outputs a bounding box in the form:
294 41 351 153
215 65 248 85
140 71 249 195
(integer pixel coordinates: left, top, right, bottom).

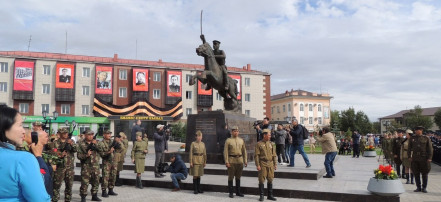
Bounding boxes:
50 127 77 202
287 119 311 168
165 154 188 191
154 124 169 178
316 127 338 178
77 130 101 202
97 130 119 197
255 117 272 142
0 105 51 201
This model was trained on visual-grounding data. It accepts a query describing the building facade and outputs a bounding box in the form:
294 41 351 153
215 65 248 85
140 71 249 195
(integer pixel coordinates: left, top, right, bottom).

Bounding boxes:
270 89 332 132
379 107 441 133
0 51 270 139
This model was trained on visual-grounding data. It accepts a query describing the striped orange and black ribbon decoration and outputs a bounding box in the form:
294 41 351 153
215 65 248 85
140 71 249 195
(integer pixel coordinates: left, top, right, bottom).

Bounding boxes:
93 96 182 120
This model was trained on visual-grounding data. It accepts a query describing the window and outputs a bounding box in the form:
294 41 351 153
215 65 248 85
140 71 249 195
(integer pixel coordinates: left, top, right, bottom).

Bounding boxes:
309 116 313 124
300 117 304 124
119 69 127 80
0 62 8 72
0 82 7 92
19 103 29 113
153 89 160 99
245 110 250 116
78 124 91 134
41 104 49 114
82 67 90 77
61 104 70 114
216 92 223 101
318 104 322 112
82 86 90 96
82 105 89 115
277 106 280 113
244 78 250 86
186 91 192 99
186 108 192 116
119 87 127 98
271 107 274 114
43 65 51 75
245 93 250 102
42 84 50 94
300 104 304 111
153 72 161 81
186 74 192 83
283 105 286 112
288 103 291 112
309 104 313 111
318 117 322 125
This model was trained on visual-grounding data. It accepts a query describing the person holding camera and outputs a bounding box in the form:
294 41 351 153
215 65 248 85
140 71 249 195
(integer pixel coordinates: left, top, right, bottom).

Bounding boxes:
165 154 188 191
154 124 169 178
97 130 119 197
255 117 272 142
189 130 207 194
316 127 338 178
0 106 51 201
50 127 77 202
287 119 311 168
77 130 102 202
132 131 148 189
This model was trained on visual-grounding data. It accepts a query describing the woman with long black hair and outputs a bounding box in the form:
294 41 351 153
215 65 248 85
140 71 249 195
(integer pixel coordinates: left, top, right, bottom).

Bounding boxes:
0 105 51 201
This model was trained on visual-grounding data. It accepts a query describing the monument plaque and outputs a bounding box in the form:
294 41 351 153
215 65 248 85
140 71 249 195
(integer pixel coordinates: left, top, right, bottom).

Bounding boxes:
195 118 216 135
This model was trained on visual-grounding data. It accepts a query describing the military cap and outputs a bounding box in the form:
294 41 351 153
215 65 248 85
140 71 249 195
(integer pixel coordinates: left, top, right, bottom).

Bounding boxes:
136 131 142 137
84 129 94 135
213 40 221 44
119 132 126 138
32 121 43 126
406 129 413 134
231 126 239 131
262 129 271 134
103 129 112 134
414 126 425 131
58 128 68 134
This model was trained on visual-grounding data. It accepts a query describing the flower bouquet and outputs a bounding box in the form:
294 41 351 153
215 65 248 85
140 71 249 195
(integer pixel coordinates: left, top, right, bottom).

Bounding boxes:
367 164 404 196
374 165 398 180
365 145 375 151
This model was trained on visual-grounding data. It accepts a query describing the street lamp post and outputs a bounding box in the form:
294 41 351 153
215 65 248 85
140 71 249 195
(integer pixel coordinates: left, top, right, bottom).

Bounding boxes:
42 110 59 136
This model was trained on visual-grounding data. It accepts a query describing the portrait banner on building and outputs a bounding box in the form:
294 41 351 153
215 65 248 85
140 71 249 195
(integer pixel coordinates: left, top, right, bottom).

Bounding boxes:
229 74 241 100
55 63 75 89
167 71 182 97
133 68 149 91
13 60 35 91
95 66 113 94
197 80 212 95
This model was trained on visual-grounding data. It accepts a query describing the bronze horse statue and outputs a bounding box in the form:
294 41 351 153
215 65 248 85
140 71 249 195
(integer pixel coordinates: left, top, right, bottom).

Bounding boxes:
190 42 239 110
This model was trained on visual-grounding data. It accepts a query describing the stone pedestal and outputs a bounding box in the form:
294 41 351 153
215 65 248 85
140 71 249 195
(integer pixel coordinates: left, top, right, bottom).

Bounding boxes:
183 110 256 164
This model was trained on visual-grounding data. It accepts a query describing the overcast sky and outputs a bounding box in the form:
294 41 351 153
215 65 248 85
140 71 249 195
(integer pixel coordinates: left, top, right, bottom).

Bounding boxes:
2 0 440 121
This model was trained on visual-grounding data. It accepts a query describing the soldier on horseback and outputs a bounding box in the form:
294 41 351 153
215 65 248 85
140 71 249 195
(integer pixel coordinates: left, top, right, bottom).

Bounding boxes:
200 34 229 91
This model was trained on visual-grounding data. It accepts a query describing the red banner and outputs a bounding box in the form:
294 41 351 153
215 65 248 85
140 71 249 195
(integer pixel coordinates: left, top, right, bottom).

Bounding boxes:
55 63 75 89
167 71 182 97
229 74 241 100
197 81 212 95
95 66 113 94
133 68 149 92
13 60 35 91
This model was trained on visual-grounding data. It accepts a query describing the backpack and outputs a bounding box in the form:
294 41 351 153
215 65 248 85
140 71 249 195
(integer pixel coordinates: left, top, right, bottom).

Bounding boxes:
302 125 309 139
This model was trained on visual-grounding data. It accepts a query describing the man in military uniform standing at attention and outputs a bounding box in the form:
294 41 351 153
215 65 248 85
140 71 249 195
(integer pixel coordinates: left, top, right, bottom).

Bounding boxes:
51 128 77 202
77 130 102 202
98 130 119 197
224 126 247 198
392 130 404 178
408 126 433 193
255 129 277 201
200 34 229 90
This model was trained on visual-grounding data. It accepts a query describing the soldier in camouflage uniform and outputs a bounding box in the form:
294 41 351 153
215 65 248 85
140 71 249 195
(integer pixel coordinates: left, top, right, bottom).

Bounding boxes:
113 133 126 187
97 130 119 197
50 128 77 202
408 126 433 193
255 129 277 201
77 130 102 202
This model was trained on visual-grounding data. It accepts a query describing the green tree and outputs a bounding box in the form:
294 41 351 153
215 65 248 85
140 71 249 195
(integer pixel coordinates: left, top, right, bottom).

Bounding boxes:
404 105 433 130
372 121 381 134
330 110 340 129
434 108 441 129
345 128 352 140
171 122 187 142
355 111 372 135
340 108 356 133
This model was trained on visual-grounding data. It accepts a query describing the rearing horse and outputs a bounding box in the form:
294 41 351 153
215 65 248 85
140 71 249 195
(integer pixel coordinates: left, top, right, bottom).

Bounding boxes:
190 42 238 110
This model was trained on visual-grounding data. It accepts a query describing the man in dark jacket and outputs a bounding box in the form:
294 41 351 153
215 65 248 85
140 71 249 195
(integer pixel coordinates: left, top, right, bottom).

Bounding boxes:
166 154 188 191
287 119 311 168
217 123 231 163
131 120 143 145
352 131 361 158
255 117 272 142
154 124 169 178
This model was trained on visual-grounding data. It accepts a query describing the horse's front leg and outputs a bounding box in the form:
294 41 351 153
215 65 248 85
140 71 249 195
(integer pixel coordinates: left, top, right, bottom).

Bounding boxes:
189 73 207 86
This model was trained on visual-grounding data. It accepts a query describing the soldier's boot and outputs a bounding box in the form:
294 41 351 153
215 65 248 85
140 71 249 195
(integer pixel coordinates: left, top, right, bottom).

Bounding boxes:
422 175 428 193
414 175 421 192
197 178 204 193
228 180 234 198
193 179 198 194
258 184 264 201
267 183 277 201
101 189 109 198
135 176 141 189
235 179 244 197
405 173 410 184
115 174 122 186
91 194 102 201
81 195 86 202
108 188 118 196
139 176 144 189
411 173 415 184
